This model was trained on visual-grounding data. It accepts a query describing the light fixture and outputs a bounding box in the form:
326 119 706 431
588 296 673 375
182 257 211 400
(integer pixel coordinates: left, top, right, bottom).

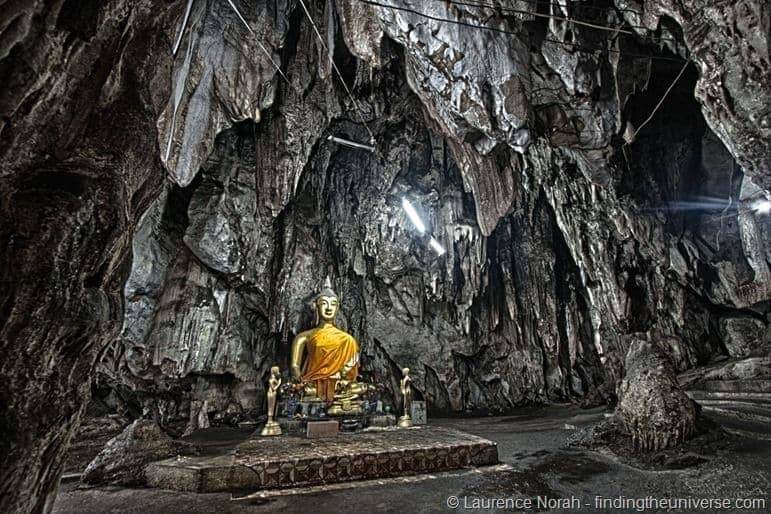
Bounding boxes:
402 198 426 234
753 199 771 215
401 197 446 256
429 237 446 256
326 135 375 152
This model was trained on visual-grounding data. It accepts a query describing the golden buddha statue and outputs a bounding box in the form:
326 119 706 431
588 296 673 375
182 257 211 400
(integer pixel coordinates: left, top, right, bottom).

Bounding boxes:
290 278 372 415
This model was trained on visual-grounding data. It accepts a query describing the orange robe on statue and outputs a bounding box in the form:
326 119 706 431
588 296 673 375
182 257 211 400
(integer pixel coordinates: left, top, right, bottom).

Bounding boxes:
302 324 360 402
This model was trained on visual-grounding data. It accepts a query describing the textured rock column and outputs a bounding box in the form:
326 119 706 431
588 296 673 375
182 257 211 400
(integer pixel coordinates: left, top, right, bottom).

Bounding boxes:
0 1 171 512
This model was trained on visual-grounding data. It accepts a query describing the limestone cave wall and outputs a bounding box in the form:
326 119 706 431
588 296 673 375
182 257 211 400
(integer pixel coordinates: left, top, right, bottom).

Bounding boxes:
89 0 770 431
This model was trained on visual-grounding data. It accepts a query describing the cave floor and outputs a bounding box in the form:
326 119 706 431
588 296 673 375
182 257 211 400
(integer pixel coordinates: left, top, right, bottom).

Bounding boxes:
53 405 770 513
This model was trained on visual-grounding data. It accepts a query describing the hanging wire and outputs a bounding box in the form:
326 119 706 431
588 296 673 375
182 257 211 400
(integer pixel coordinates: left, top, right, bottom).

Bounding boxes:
174 0 380 158
430 0 680 39
356 1 695 153
427 0 679 42
223 0 300 95
445 0 656 18
625 59 689 143
297 0 379 147
172 0 688 161
357 0 685 62
172 0 196 56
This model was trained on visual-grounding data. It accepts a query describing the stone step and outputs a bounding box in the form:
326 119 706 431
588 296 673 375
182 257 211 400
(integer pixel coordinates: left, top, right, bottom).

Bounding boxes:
721 426 771 442
686 390 771 403
697 403 771 424
677 355 771 389
703 412 771 441
695 398 771 413
146 426 498 493
694 396 771 407
696 379 771 394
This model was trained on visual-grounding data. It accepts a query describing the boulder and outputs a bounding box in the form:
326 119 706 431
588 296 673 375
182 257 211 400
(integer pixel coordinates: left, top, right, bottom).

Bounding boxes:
618 338 697 452
719 317 766 357
82 420 196 485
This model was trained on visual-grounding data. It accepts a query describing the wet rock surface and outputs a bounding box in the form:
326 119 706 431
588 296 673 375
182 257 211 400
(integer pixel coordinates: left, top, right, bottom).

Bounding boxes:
82 420 197 486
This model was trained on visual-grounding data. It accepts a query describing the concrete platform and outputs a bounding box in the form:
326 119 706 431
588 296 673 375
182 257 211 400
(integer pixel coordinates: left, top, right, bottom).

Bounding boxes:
145 426 498 493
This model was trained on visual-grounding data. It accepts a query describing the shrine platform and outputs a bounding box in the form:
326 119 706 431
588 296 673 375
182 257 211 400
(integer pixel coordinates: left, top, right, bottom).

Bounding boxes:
145 426 498 493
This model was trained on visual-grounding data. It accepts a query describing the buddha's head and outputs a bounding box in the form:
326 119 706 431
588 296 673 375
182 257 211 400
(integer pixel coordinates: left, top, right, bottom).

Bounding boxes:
316 294 339 323
316 277 339 323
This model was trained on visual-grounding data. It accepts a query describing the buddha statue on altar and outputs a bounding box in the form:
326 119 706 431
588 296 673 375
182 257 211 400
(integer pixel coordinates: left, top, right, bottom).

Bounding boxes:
290 278 373 415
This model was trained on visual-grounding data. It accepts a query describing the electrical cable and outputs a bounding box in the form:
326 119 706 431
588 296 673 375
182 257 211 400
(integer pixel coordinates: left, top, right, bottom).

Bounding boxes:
441 0 657 17
357 0 686 62
427 0 679 42
297 0 379 147
224 0 300 95
625 58 689 143
176 0 379 156
172 0 195 56
429 0 680 39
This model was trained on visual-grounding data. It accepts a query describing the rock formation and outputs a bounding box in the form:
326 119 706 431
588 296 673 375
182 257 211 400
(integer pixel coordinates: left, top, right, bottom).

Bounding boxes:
82 419 196 485
1 1 769 512
1 2 172 511
618 337 697 451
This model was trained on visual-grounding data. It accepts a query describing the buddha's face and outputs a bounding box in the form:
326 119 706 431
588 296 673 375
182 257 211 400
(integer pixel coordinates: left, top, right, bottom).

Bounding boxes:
317 295 339 322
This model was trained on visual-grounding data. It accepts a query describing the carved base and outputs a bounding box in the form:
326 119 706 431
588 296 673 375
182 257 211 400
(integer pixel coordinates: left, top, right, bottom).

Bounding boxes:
398 415 413 428
146 426 499 493
260 420 282 437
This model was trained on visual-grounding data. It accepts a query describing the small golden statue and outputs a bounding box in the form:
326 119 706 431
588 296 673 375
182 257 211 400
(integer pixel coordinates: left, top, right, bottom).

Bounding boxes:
398 367 413 428
260 366 282 436
290 277 373 415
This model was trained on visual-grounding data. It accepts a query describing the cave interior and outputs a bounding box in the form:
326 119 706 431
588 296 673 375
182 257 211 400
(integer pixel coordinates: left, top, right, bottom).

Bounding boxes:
0 0 769 513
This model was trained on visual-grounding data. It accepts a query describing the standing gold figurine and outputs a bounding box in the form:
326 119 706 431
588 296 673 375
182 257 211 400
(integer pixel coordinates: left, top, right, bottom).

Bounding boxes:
398 367 413 428
260 366 282 436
